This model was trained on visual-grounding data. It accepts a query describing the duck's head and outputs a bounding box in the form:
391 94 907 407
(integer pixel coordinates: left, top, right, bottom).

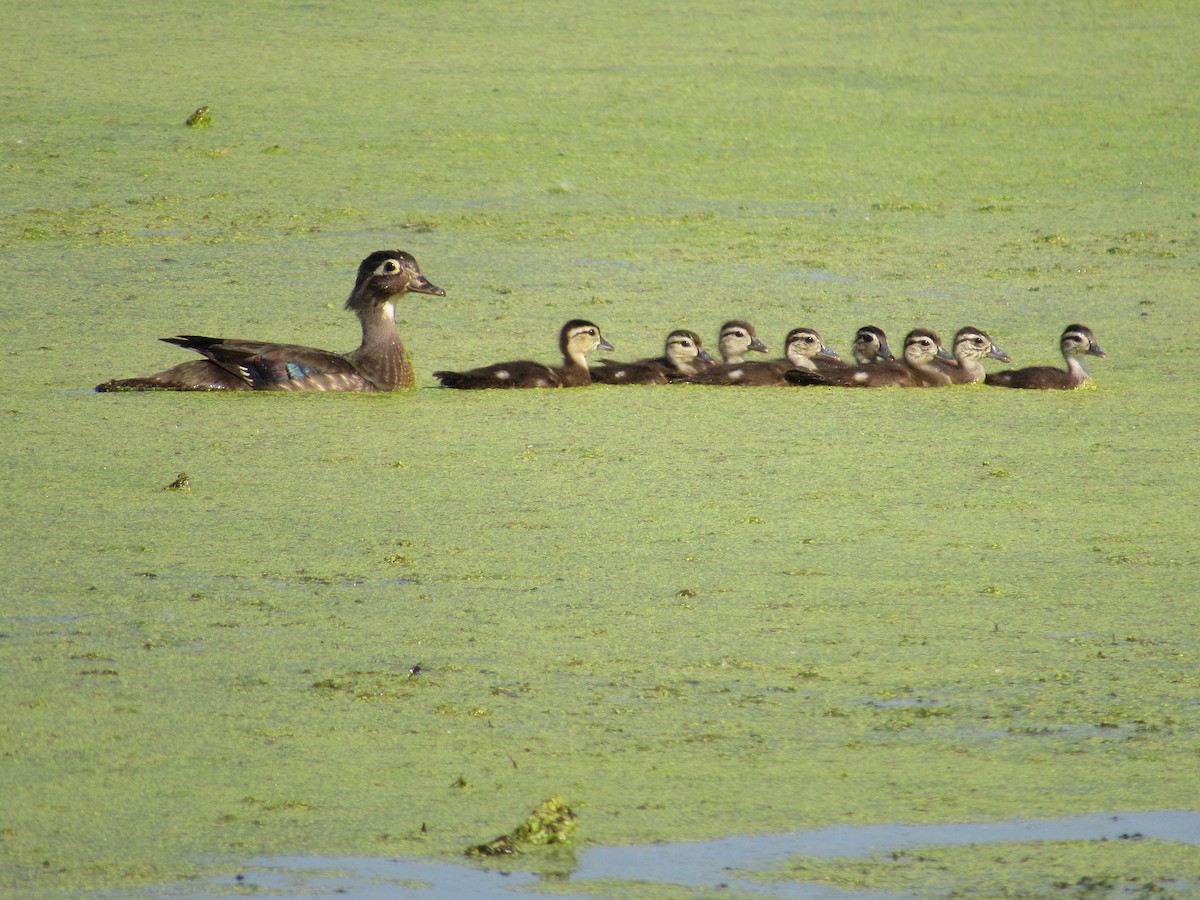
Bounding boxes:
560 319 615 363
953 327 1011 363
903 329 955 366
347 250 445 314
664 329 715 368
783 327 840 368
718 320 768 362
1061 324 1106 359
853 325 894 364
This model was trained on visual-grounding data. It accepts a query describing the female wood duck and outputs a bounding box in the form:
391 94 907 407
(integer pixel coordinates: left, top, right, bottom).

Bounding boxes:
985 324 1106 390
785 328 954 387
716 320 769 363
591 329 714 384
432 319 614 388
936 327 1011 384
685 327 839 385
95 250 444 392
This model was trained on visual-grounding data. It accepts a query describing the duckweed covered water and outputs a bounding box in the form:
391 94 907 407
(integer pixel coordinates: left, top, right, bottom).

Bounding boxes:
198 811 1200 898
2 0 1198 896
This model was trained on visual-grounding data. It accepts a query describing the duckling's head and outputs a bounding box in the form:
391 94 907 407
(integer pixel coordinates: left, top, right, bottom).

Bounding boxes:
783 327 840 369
663 330 714 369
560 319 615 365
347 250 445 315
903 329 954 366
1061 324 1106 359
953 327 1011 363
718 320 769 363
853 325 894 364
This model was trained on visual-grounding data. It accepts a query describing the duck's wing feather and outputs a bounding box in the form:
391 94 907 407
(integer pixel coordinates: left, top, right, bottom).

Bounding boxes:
161 335 372 391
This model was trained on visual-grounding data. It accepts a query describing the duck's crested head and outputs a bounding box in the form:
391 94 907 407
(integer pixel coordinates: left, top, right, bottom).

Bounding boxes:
903 328 954 364
347 250 445 310
953 326 1011 363
784 327 840 365
853 325 894 363
560 319 615 356
664 329 713 366
1062 324 1106 359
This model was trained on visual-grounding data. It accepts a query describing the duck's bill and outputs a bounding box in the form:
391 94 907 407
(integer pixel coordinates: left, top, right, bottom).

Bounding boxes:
410 277 446 296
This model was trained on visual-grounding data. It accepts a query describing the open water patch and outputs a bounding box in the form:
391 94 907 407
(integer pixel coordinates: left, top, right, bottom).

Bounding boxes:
161 810 1200 899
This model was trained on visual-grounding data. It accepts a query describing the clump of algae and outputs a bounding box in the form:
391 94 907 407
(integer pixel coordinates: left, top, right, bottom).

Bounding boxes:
466 797 577 857
185 105 212 127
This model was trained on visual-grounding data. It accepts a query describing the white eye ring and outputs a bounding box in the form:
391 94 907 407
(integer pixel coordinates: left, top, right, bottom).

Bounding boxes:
381 259 402 275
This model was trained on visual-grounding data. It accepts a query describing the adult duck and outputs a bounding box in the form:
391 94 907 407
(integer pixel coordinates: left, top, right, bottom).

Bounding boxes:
96 250 444 391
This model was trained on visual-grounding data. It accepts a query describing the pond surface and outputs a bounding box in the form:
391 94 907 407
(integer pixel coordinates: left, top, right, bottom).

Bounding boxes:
2 1 1198 897
182 811 1200 899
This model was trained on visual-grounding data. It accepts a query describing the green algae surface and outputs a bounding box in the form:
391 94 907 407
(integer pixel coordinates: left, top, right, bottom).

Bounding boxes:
761 838 1200 897
2 0 1198 895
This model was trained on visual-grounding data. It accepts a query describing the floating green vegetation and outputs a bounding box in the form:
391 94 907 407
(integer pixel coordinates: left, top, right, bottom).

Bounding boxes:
163 472 191 491
1 0 1198 897
185 105 212 128
466 797 578 857
758 837 1200 897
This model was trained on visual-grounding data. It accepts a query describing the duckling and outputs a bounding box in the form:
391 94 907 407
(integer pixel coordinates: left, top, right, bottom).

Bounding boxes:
850 325 895 365
785 329 955 387
985 324 1106 390
432 319 614 389
935 327 1011 384
804 325 893 373
95 250 444 392
686 327 840 385
592 329 714 384
716 320 769 363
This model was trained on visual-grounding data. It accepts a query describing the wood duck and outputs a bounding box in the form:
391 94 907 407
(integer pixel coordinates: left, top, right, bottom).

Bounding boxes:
785 328 954 387
716 320 769 363
95 250 444 392
685 327 839 385
936 327 1011 384
432 320 614 388
591 329 714 384
850 325 895 365
985 324 1106 390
